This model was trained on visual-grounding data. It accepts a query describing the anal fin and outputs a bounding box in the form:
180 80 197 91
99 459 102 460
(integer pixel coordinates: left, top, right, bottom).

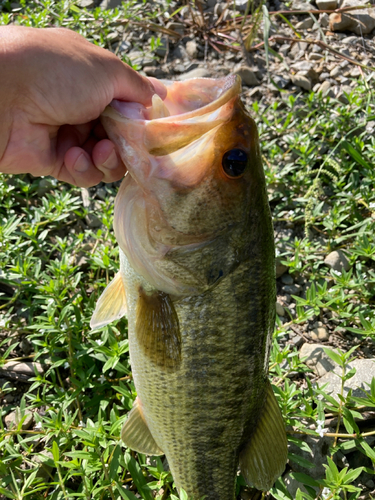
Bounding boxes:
121 398 164 456
239 379 288 490
90 272 127 329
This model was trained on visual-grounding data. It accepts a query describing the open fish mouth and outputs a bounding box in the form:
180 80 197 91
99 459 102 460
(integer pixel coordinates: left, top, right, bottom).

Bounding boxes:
101 74 242 164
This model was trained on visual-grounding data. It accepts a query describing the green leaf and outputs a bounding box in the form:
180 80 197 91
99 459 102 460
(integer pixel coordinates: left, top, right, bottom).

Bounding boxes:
341 141 371 169
322 348 343 367
124 452 153 500
115 484 139 500
52 441 60 463
288 453 315 469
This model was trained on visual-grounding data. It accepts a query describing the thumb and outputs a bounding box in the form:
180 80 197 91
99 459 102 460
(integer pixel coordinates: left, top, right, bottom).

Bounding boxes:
111 61 167 106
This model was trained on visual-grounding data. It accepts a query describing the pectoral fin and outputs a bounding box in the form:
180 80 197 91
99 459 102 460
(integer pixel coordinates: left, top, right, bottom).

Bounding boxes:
90 272 127 329
240 380 287 491
121 398 164 456
136 287 181 371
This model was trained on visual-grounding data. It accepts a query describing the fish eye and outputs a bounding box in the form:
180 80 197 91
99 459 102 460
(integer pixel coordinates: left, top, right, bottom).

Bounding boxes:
222 149 248 178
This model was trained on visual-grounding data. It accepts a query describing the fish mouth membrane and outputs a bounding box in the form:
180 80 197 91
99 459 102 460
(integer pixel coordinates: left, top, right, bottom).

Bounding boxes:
103 74 242 156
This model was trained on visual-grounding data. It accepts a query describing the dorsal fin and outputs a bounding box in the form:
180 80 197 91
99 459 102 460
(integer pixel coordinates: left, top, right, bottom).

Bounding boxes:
90 272 127 329
136 287 181 371
121 397 164 456
239 380 288 490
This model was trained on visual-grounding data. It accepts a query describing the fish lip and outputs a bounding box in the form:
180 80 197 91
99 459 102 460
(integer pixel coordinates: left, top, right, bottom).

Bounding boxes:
103 74 242 123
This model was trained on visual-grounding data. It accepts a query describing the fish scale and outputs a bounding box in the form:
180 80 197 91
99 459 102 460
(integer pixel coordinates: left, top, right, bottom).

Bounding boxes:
91 75 288 499
121 249 275 499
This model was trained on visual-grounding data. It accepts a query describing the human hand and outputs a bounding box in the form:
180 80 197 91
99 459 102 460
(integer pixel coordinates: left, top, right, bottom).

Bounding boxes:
0 26 166 187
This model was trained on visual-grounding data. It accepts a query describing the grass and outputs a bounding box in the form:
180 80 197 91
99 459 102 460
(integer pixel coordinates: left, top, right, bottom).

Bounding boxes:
1 1 375 499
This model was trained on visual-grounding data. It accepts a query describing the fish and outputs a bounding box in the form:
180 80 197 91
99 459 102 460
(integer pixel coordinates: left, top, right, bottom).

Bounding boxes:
91 74 287 500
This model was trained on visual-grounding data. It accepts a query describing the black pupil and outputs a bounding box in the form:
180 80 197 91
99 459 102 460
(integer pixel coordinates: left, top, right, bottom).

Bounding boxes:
222 149 248 177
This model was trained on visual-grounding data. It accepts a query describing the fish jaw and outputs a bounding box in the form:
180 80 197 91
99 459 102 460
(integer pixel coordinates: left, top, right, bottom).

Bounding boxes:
101 75 267 298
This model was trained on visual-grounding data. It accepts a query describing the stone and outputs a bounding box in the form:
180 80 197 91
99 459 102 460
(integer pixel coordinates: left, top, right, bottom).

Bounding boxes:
143 66 164 78
324 250 350 272
155 37 168 57
77 0 95 7
178 68 211 80
81 187 90 208
20 338 32 355
281 274 294 285
0 361 43 377
316 0 338 8
330 66 341 78
232 0 251 12
284 284 301 295
276 302 285 317
5 408 33 430
186 40 198 59
276 261 288 278
33 450 54 480
85 214 102 228
100 0 122 8
318 80 335 97
319 12 330 27
296 18 314 29
310 326 330 341
292 0 313 9
318 359 375 400
233 66 260 86
166 21 185 36
299 343 338 377
284 472 315 497
291 73 312 91
329 11 375 34
288 434 332 479
37 178 54 196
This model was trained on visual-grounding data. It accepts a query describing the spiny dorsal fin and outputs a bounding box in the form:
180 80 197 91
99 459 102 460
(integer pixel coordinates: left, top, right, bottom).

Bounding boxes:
90 272 127 329
121 398 164 456
239 379 288 490
136 287 181 371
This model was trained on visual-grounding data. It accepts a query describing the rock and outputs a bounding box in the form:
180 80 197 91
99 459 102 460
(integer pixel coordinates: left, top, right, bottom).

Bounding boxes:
178 68 211 80
330 66 341 78
77 0 95 6
85 214 102 228
291 73 312 91
319 359 375 400
292 0 313 9
186 40 198 59
166 21 185 36
281 274 294 285
232 0 251 12
100 0 122 8
155 37 168 57
284 472 315 497
37 178 54 196
284 284 301 295
143 66 164 78
296 18 314 29
299 343 338 377
319 12 330 27
34 451 55 480
329 11 375 34
233 66 260 86
0 361 44 377
310 326 330 341
20 338 32 355
316 0 338 8
81 187 90 208
276 302 285 317
324 250 350 272
288 434 332 479
5 408 33 430
276 261 288 278
318 80 335 97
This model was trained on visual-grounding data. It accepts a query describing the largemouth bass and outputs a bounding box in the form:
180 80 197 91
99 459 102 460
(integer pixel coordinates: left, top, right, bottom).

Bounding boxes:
91 75 287 500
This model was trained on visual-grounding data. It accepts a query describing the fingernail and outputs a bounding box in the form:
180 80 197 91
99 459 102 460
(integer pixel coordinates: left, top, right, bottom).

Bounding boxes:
102 149 118 170
74 153 90 172
148 77 167 99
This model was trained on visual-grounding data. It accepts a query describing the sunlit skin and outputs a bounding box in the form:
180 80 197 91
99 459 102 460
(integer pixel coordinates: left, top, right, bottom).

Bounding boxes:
0 25 166 187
